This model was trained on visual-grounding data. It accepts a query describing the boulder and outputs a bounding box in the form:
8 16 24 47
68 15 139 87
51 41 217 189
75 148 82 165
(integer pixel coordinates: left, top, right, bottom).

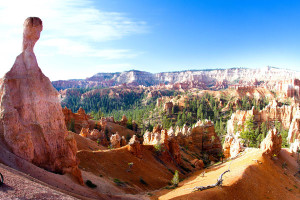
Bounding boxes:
191 159 204 169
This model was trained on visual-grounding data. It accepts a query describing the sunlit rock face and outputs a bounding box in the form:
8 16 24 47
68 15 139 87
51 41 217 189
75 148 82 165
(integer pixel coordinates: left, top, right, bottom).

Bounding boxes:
53 66 300 90
260 128 282 157
110 133 121 148
62 107 91 134
127 135 142 158
0 17 82 184
288 110 300 153
223 132 243 158
227 101 300 153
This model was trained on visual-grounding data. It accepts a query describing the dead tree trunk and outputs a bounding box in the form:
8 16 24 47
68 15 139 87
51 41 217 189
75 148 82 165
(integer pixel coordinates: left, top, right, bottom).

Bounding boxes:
192 170 230 192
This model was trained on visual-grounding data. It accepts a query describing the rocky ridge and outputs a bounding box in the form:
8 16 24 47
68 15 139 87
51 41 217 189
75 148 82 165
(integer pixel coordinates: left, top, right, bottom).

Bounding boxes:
52 67 300 90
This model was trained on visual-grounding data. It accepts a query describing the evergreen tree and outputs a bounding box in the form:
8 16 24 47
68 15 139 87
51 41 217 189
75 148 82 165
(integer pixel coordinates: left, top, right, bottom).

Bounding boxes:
260 122 268 138
219 119 224 135
240 115 256 147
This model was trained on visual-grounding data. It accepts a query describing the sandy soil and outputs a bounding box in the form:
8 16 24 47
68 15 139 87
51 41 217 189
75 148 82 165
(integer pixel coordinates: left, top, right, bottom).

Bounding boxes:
152 148 300 200
106 122 136 138
73 132 107 151
0 139 145 200
0 163 77 200
77 145 183 194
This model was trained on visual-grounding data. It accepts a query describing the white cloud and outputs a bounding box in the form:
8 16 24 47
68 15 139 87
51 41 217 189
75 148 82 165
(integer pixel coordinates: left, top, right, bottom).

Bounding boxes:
0 0 147 41
0 0 147 79
39 38 140 59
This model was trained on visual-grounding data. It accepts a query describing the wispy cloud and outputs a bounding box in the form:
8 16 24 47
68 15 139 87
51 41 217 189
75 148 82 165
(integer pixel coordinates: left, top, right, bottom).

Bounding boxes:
0 0 147 79
0 0 147 41
39 38 141 59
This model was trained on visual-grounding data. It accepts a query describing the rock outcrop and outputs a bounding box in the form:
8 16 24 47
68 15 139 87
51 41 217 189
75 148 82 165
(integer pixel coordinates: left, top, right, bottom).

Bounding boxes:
276 79 300 98
191 159 204 169
110 133 121 148
287 110 300 143
79 127 108 146
143 127 182 164
287 110 300 153
119 115 128 127
62 107 92 133
164 102 173 115
260 128 282 157
175 120 222 156
227 100 300 153
166 137 181 164
0 17 82 184
227 101 298 133
127 135 142 158
143 120 222 164
223 132 243 158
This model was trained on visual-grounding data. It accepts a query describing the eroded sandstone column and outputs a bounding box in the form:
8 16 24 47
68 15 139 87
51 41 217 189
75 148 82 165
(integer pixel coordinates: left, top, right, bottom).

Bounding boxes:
0 17 83 184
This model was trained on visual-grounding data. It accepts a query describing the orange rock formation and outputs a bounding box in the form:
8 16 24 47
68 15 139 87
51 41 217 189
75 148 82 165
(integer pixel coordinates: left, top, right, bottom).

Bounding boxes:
0 17 82 184
223 132 243 158
62 107 92 133
260 128 282 157
110 133 121 148
127 135 142 158
175 120 222 157
227 100 300 153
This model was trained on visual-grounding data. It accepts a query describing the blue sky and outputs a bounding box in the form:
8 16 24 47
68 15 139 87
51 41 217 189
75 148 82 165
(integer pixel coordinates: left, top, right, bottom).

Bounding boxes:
0 0 300 80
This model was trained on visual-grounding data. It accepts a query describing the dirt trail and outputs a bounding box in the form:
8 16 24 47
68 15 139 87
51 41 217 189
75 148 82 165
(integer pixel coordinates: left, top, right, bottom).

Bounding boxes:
153 148 300 200
0 163 78 200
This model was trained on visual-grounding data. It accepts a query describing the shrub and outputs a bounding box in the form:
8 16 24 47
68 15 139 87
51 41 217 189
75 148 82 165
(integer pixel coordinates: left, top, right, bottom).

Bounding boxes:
113 178 124 186
171 170 179 187
154 144 162 152
86 180 97 188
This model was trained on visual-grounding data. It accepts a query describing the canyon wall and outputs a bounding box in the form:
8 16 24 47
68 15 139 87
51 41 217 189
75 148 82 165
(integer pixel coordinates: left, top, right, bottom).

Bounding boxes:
53 67 300 90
